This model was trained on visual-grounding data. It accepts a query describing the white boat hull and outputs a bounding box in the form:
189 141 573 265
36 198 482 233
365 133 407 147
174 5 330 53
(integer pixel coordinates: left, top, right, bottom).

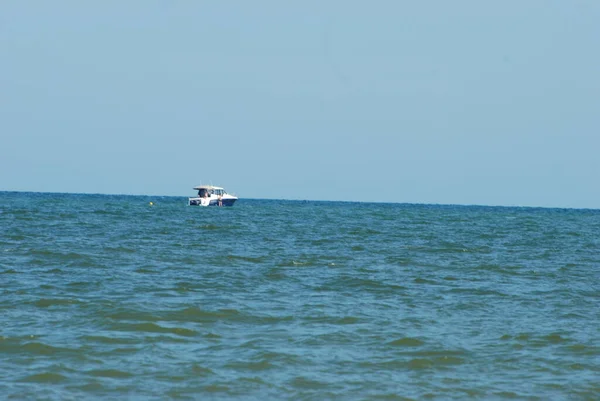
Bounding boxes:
188 194 237 207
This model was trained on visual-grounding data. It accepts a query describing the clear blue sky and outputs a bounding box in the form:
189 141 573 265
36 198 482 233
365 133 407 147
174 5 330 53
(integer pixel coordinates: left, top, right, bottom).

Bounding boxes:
2 1 599 208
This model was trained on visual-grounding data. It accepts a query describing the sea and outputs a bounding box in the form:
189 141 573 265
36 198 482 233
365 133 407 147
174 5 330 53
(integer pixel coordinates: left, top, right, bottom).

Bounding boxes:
0 191 598 400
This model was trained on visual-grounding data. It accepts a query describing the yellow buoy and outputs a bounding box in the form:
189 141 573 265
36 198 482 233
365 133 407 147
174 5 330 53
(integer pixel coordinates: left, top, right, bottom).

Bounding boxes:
149 202 154 206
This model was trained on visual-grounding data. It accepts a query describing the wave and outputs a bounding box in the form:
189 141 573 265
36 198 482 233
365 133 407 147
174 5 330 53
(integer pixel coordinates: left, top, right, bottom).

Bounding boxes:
17 342 79 357
85 369 133 378
33 298 85 308
19 372 67 383
388 337 425 347
108 322 198 337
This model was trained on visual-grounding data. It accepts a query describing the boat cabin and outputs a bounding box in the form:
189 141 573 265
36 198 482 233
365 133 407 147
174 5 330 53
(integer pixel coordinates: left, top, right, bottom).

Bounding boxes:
194 185 226 198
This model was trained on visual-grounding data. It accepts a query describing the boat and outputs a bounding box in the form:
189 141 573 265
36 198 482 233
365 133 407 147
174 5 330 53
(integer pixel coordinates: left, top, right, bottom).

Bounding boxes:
188 185 238 206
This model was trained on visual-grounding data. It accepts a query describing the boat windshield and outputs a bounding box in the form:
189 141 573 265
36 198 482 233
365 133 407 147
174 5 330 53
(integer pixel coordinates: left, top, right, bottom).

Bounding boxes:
196 188 225 197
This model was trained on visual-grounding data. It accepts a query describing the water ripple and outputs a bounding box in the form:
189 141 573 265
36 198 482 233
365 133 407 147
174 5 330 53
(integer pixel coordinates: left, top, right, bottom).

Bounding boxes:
1 193 598 400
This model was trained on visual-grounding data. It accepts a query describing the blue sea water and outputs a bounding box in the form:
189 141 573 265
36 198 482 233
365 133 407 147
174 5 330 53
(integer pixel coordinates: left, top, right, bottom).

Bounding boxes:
0 191 599 400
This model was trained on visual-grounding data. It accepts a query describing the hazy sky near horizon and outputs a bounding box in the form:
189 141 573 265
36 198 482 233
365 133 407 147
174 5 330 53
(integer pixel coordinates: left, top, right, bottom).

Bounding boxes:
2 1 599 208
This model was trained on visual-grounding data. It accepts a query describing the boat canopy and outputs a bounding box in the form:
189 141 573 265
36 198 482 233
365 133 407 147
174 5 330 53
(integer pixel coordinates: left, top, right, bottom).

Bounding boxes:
193 185 224 191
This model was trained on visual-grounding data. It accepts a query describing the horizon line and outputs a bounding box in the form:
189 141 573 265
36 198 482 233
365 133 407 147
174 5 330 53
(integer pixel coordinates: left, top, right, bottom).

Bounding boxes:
1 190 597 211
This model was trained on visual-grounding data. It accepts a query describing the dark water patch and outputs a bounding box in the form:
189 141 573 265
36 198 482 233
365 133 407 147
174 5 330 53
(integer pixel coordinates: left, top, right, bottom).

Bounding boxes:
236 339 264 349
514 333 532 341
66 281 95 288
413 277 438 285
198 384 231 393
430 355 465 366
369 394 417 401
510 332 574 348
18 342 78 357
134 267 157 274
86 369 133 378
161 306 215 322
328 316 360 325
20 372 67 383
6 234 27 241
33 298 84 308
157 307 256 324
44 268 64 274
161 307 234 323
190 363 215 376
493 391 521 398
39 284 55 290
56 212 78 219
224 359 275 371
563 344 600 356
154 374 187 384
67 381 105 393
107 347 142 355
1 268 18 274
388 337 425 347
448 287 508 297
403 349 468 359
408 358 433 369
303 315 361 325
544 333 569 342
